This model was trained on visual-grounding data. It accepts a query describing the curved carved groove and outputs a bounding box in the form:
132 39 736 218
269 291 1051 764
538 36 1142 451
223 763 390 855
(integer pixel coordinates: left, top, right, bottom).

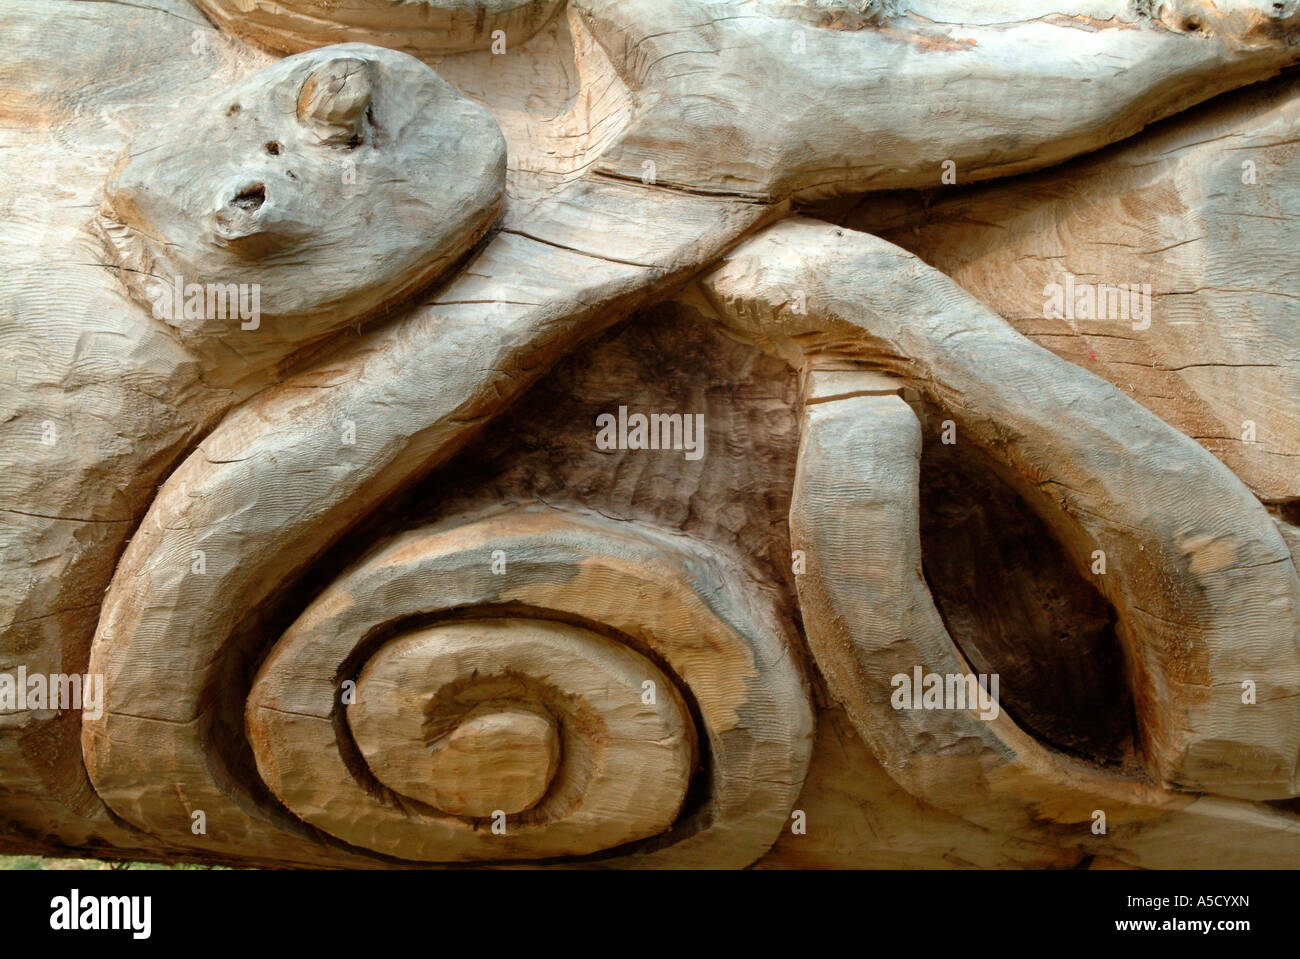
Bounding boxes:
255 618 698 860
345 620 689 824
697 217 1300 802
93 507 813 866
79 179 774 865
789 384 1300 866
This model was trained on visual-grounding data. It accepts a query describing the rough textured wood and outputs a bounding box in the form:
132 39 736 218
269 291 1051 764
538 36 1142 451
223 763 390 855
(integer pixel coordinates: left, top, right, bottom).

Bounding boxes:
0 0 278 855
579 0 1300 199
2 0 1300 869
835 71 1300 502
196 0 566 58
0 16 503 855
697 217 1300 802
234 510 812 866
257 616 698 858
97 43 505 372
784 380 1300 866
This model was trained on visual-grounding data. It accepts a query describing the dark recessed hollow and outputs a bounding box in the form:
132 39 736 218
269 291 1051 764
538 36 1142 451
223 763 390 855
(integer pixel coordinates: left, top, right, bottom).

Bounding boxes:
918 427 1136 766
232 183 266 212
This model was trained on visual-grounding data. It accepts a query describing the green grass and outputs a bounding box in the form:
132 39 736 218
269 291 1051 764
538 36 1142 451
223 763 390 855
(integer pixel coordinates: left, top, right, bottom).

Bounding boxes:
0 854 229 870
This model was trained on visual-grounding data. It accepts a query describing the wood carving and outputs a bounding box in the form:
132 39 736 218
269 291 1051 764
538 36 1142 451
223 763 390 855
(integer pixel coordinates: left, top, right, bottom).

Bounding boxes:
2 0 1300 869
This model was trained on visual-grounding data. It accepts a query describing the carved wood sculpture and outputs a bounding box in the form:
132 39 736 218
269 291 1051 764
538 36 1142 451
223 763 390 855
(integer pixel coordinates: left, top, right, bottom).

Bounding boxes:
2 0 1299 869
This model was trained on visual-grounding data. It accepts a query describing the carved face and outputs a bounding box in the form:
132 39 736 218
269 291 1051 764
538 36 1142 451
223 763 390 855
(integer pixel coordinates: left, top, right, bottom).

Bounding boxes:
99 43 505 350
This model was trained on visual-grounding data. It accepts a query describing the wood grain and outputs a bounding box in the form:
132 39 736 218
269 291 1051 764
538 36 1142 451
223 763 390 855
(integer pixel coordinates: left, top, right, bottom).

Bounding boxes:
698 217 1300 801
2 0 1299 868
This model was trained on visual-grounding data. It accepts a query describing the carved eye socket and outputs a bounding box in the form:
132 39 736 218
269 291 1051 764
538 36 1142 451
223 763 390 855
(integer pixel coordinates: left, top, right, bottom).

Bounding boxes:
265 141 282 156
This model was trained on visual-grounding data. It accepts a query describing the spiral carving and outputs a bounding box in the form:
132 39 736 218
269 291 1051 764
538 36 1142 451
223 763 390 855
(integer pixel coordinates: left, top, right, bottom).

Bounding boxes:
88 507 812 867
251 616 699 860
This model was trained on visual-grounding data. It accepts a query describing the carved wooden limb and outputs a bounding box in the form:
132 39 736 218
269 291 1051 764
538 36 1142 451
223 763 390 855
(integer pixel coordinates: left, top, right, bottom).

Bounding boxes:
698 217 1300 803
78 177 776 865
578 0 1300 198
785 371 1300 866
